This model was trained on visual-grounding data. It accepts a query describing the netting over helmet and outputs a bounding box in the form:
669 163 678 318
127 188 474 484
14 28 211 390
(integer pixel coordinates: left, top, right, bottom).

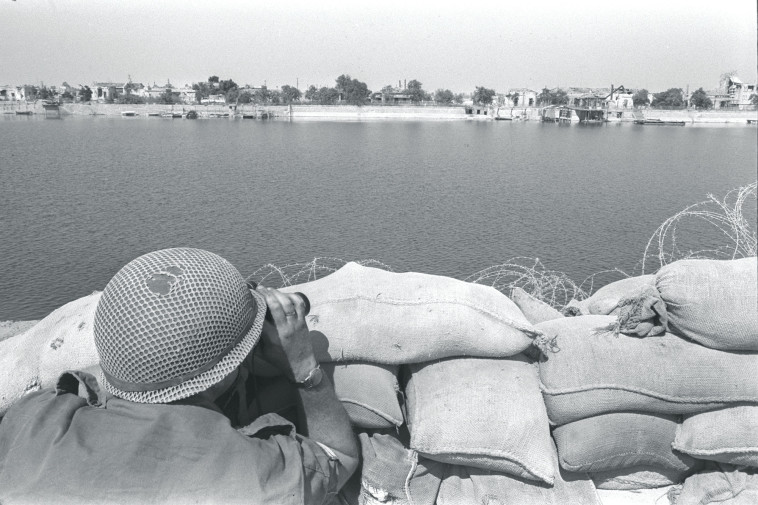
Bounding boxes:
94 248 265 403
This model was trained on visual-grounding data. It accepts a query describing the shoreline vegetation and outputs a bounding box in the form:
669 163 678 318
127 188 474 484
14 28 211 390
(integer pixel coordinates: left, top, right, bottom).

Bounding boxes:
2 183 755 336
2 101 757 124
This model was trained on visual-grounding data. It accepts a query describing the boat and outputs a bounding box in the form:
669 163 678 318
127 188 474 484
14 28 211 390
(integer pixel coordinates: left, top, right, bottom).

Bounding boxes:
15 110 33 115
634 119 686 126
494 117 513 121
161 112 183 118
147 112 161 117
121 111 138 117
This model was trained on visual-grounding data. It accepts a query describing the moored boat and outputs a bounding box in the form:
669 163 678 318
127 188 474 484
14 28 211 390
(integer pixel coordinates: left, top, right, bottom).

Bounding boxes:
634 118 686 126
121 111 138 117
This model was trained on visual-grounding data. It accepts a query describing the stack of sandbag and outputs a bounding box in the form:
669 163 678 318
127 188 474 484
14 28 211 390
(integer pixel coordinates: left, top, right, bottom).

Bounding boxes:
540 257 758 492
280 262 589 503
402 355 602 504
0 292 101 417
278 261 546 433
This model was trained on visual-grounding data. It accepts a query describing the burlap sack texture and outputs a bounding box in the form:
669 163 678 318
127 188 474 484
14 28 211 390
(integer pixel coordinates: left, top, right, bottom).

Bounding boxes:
675 463 758 505
0 292 101 417
552 412 697 474
537 315 758 426
510 287 564 325
653 257 758 350
404 356 555 485
0 321 39 343
564 275 656 316
673 405 758 468
435 441 601 505
591 465 697 491
281 262 539 364
322 363 404 429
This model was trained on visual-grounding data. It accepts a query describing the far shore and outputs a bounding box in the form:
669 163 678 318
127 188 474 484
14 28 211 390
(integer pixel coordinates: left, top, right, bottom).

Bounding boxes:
2 101 756 124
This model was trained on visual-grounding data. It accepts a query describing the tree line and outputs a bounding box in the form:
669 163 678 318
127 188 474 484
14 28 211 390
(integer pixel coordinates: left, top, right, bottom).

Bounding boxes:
14 76 758 109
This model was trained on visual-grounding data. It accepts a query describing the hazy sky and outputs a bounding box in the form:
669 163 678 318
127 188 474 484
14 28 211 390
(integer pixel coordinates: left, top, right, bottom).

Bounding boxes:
2 0 756 93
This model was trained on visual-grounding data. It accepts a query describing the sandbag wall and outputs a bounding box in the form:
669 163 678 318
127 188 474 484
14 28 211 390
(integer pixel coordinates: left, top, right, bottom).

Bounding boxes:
1 258 757 505
282 259 758 505
540 257 758 503
282 263 601 505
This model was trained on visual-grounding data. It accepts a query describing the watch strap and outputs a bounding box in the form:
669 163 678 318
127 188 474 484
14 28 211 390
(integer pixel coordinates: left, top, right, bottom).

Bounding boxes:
293 364 323 389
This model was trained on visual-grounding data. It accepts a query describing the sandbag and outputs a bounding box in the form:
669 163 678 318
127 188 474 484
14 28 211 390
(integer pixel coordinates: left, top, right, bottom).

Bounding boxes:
323 363 403 429
537 316 758 425
676 463 758 505
355 431 443 505
0 293 101 417
595 487 678 505
659 257 758 350
405 356 554 485
250 360 403 429
0 320 39 343
281 262 539 364
565 275 656 316
436 442 601 505
673 406 758 468
591 465 695 490
613 257 758 349
510 287 564 324
553 412 697 474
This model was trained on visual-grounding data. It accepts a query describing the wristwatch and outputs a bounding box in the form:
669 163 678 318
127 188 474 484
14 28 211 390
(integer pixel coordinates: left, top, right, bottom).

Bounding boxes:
294 365 323 389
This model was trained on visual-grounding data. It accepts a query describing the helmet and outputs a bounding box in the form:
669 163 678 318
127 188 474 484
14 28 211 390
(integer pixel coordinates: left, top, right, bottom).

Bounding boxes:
93 248 266 403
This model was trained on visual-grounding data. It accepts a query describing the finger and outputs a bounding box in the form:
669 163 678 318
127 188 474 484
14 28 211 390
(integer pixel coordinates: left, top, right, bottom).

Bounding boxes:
257 286 285 323
270 289 299 321
289 293 307 320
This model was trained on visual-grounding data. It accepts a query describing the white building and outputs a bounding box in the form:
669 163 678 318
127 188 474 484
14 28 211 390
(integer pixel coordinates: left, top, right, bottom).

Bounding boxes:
0 85 24 101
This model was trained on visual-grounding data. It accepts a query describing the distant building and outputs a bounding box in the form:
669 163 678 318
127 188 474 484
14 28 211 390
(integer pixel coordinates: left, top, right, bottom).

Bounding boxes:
92 82 127 102
566 87 608 109
725 76 756 107
605 86 634 109
370 87 412 104
697 76 756 109
505 89 537 107
176 87 197 104
140 83 182 102
0 85 24 101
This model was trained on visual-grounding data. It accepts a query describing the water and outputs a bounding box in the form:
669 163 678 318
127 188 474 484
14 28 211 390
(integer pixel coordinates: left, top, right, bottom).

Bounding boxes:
1 116 756 320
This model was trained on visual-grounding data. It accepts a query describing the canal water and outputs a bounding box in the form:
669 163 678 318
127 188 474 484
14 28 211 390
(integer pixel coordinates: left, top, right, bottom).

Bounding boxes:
1 116 756 320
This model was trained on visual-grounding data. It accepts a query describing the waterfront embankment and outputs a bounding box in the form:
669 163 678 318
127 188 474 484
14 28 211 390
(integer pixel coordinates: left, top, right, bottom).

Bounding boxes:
4 101 755 123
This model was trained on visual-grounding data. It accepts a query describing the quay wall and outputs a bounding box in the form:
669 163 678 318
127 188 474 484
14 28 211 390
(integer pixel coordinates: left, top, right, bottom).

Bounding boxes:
2 101 756 123
640 109 757 124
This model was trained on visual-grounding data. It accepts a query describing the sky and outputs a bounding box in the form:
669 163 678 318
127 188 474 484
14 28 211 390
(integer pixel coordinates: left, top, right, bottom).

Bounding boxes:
1 0 756 93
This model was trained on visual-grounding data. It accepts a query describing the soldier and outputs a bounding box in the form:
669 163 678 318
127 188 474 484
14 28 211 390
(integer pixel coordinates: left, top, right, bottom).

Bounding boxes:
0 248 358 504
